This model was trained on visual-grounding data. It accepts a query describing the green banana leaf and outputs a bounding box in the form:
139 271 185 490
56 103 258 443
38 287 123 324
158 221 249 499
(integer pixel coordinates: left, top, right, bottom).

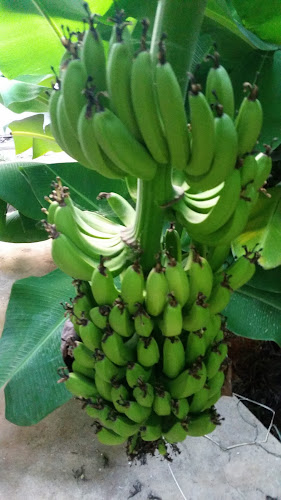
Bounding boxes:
247 265 281 293
225 284 281 347
232 0 281 44
0 269 74 425
9 115 61 157
232 187 281 270
0 211 47 243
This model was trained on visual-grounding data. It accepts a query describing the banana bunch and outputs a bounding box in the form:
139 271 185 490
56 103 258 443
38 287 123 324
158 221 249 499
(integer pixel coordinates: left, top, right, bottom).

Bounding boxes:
58 238 260 454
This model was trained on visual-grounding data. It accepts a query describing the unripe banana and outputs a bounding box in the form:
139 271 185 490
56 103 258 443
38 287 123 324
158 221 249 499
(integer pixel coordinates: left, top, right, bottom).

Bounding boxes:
126 362 152 388
208 276 233 315
106 38 141 140
72 292 93 320
101 328 134 366
153 388 172 416
182 293 210 332
108 298 134 338
133 380 155 408
86 400 112 424
77 104 125 179
189 385 211 413
171 398 190 420
254 150 272 189
203 314 222 349
185 329 207 366
109 414 140 438
164 224 182 262
46 199 59 225
137 336 160 368
235 83 263 155
208 370 225 399
94 349 125 383
94 373 113 402
164 420 189 444
120 261 145 314
131 48 168 164
185 83 215 176
78 319 102 352
167 361 207 399
48 89 66 150
97 191 136 227
73 341 96 368
145 262 169 316
204 390 222 410
96 426 127 446
206 331 228 378
140 414 162 441
81 26 106 91
111 382 129 414
225 248 258 290
90 305 110 330
239 154 257 187
205 52 235 118
186 411 218 437
165 257 190 306
61 58 88 136
207 244 230 272
91 261 119 306
64 372 99 399
117 400 152 424
133 304 154 337
72 360 95 380
93 107 158 180
156 37 190 170
163 336 185 378
159 294 183 337
184 248 213 305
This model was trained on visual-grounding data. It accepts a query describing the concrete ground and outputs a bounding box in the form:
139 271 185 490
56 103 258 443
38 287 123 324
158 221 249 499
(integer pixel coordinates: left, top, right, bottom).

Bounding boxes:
0 143 281 499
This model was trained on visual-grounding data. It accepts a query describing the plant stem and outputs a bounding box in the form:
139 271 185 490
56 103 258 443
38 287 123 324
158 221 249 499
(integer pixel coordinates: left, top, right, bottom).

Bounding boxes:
134 165 174 273
150 0 208 98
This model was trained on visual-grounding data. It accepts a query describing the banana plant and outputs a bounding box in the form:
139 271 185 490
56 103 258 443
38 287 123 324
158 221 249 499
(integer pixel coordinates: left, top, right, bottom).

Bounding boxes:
0 0 280 451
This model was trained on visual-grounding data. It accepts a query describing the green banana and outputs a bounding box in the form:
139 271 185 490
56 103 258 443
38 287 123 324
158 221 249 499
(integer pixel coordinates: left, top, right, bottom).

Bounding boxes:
86 400 112 424
185 83 215 176
120 261 145 314
137 336 160 367
94 349 125 383
205 51 235 118
71 360 95 381
126 362 152 388
185 329 207 366
111 382 129 413
77 103 125 179
106 37 141 140
96 426 127 446
164 420 189 444
159 294 183 337
163 336 185 378
207 245 230 272
133 305 154 337
235 83 263 155
78 319 102 352
203 314 222 349
94 373 113 402
140 414 162 441
204 390 222 410
117 399 152 423
185 106 238 191
145 262 169 316
171 398 190 420
73 341 96 368
89 305 110 329
208 276 233 314
155 36 190 170
153 388 172 416
97 192 136 227
208 370 225 399
81 24 106 91
186 411 217 437
165 224 182 262
167 361 207 398
184 248 213 305
48 89 66 150
108 298 134 338
101 328 133 366
61 58 88 135
72 292 93 320
225 247 258 290
206 331 228 378
133 380 155 408
239 154 257 187
189 385 211 413
165 257 190 306
253 150 272 189
182 293 210 332
64 372 98 399
131 48 168 164
93 108 157 180
91 261 119 305
108 414 140 438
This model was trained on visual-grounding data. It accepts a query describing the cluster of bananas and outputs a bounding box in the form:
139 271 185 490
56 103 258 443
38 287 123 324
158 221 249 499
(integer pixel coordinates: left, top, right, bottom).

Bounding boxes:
55 227 259 452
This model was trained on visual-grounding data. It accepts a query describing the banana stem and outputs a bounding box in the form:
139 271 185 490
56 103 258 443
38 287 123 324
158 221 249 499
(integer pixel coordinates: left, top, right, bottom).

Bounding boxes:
150 0 207 98
134 165 174 273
